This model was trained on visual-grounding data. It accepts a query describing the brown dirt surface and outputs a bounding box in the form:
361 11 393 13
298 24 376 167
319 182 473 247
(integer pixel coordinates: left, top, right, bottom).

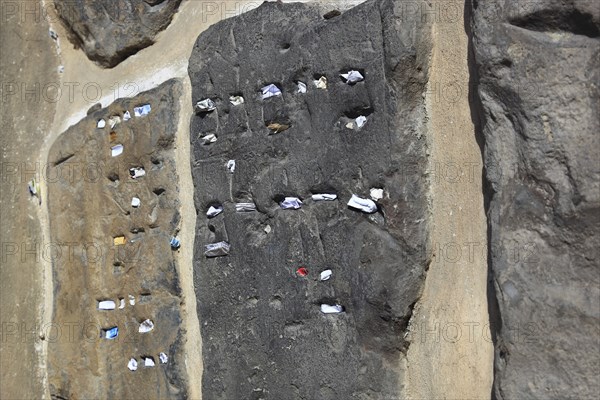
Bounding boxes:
405 1 494 398
0 2 59 398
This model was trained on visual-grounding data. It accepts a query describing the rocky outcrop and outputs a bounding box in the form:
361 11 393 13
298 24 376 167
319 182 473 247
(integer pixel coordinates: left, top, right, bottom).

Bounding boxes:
46 80 188 399
470 1 600 398
188 0 432 398
55 0 182 68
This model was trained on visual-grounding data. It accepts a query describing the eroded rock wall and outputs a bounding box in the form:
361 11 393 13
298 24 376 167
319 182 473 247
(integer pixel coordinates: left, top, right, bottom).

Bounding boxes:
55 0 182 67
46 80 188 399
188 1 432 398
470 0 600 398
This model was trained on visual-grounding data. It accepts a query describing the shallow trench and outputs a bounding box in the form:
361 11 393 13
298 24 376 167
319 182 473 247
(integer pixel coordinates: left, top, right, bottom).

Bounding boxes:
404 1 494 398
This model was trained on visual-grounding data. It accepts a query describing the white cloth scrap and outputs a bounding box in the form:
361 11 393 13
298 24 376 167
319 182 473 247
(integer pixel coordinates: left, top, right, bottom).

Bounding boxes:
348 194 377 213
134 104 151 117
321 304 344 314
129 295 135 306
28 179 37 196
261 84 282 99
97 119 106 129
111 144 123 157
207 205 223 217
229 95 244 105
104 327 118 339
341 70 364 83
201 133 217 145
312 194 337 201
139 319 154 333
356 115 367 128
129 167 146 179
297 81 307 93
314 76 327 89
128 358 138 371
346 115 368 130
159 352 169 364
108 115 121 129
204 241 230 257
280 197 302 210
195 98 216 113
119 298 125 309
236 202 256 212
320 269 332 281
370 188 384 201
98 300 116 310
226 160 236 174
131 197 141 208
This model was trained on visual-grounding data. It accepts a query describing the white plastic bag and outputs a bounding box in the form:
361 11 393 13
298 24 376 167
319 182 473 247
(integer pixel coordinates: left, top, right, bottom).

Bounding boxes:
111 144 123 157
347 194 377 213
321 304 343 314
134 104 151 117
204 241 230 257
261 84 282 99
320 269 332 281
159 352 169 364
312 194 337 201
139 319 154 333
201 133 217 145
235 202 256 212
226 160 236 174
297 81 307 93
195 98 216 113
314 76 327 89
98 300 116 310
207 205 223 217
129 167 146 179
370 188 384 201
341 70 364 83
229 96 244 106
280 197 302 209
128 358 138 371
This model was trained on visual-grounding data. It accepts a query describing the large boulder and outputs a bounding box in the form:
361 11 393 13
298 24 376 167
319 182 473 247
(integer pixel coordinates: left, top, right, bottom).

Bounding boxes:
470 1 600 398
55 0 181 68
46 80 188 399
188 1 432 398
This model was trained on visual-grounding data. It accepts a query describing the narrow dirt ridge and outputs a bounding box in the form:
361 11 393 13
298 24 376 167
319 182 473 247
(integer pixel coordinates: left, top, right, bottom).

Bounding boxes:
405 0 494 398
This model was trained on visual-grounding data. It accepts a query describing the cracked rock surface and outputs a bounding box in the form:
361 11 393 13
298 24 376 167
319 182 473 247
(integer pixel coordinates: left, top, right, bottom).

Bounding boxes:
189 1 431 398
55 0 182 68
470 1 600 398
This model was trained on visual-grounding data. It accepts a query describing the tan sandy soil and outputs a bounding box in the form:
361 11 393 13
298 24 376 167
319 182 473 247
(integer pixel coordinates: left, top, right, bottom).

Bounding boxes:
0 4 59 398
404 1 494 398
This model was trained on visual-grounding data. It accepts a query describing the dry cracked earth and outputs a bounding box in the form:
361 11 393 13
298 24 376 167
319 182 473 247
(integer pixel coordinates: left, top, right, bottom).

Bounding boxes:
1 1 598 400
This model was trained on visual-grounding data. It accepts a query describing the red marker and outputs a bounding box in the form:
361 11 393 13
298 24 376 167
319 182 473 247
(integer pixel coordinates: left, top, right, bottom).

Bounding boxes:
296 267 308 277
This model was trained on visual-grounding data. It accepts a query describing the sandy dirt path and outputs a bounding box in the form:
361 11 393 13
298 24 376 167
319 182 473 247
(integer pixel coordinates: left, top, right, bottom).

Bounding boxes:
405 1 494 398
172 74 203 400
0 4 58 398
